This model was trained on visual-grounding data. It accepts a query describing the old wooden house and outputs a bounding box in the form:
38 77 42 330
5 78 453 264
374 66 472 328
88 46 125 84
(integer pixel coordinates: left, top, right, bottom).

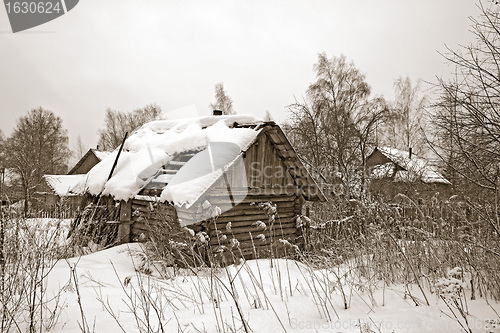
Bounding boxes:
72 114 326 259
35 174 86 215
366 147 451 200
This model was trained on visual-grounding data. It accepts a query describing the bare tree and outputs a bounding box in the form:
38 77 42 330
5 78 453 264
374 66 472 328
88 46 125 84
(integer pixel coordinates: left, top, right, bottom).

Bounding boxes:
98 104 162 150
263 110 273 122
288 53 387 197
431 2 500 194
209 83 234 115
0 130 4 163
382 76 428 153
0 129 5 195
67 135 89 168
74 136 87 159
4 108 70 215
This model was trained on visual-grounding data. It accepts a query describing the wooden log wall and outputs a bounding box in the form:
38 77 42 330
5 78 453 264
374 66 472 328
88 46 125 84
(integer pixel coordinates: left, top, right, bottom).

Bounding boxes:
208 194 301 259
129 199 179 240
127 193 302 261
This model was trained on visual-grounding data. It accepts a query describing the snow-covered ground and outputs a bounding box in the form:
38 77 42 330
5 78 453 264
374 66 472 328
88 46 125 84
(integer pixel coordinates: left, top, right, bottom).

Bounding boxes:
35 243 499 333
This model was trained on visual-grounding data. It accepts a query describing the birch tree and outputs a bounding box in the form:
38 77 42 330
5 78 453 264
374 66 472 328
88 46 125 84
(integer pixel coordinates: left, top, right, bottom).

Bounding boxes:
288 53 387 197
209 83 234 115
5 108 70 215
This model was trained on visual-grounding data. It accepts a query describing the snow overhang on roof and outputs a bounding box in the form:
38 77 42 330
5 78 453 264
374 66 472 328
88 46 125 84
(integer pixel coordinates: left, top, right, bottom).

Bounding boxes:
92 149 111 161
72 114 326 205
44 174 86 196
72 115 265 203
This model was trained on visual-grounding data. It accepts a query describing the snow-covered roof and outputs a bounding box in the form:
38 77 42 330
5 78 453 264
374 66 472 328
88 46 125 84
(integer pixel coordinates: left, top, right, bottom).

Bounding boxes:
368 147 451 185
72 115 264 205
92 149 111 161
44 174 87 196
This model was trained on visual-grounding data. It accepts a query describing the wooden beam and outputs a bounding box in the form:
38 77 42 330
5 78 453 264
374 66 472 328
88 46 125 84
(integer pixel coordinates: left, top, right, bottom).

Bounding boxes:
117 200 132 243
204 188 299 197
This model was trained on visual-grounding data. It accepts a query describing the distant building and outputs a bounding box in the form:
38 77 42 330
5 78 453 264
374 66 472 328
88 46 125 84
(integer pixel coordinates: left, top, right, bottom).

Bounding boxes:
35 174 86 215
366 147 451 201
68 149 110 175
35 149 110 216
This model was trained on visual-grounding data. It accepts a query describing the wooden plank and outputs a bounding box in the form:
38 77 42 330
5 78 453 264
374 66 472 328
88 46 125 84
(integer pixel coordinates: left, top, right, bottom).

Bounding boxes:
213 220 276 230
274 144 287 151
211 222 297 236
255 135 265 188
268 133 282 145
119 200 132 222
209 228 297 245
217 208 295 218
213 212 296 224
206 188 299 197
294 195 303 215
251 142 259 187
209 221 297 237
263 135 272 188
214 209 296 221
270 147 278 186
131 199 149 207
215 201 295 211
210 239 273 248
284 169 295 188
213 217 296 229
213 213 295 223
215 216 296 227
216 207 268 217
244 144 255 187
209 221 297 238
207 194 295 203
116 200 133 243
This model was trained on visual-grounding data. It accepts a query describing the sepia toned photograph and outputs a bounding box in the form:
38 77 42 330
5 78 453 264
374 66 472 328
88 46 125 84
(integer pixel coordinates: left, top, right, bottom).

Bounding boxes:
0 1 499 332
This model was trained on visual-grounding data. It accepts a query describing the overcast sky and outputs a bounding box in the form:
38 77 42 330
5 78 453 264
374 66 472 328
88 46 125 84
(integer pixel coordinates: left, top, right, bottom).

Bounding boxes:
0 0 481 151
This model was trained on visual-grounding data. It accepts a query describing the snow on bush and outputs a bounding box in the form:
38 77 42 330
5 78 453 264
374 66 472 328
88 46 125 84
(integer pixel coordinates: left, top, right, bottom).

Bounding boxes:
434 267 466 300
